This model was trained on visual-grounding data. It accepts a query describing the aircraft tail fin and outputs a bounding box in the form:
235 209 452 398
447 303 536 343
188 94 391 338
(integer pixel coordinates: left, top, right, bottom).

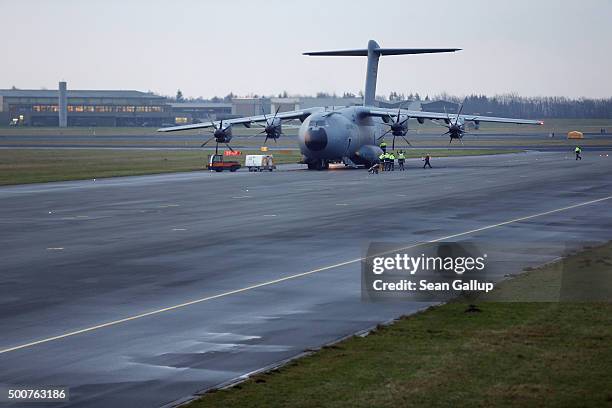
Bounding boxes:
304 40 460 107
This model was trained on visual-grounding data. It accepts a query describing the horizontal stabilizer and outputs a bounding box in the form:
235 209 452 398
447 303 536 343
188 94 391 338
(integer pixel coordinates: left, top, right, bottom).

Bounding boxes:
303 48 460 56
304 40 461 106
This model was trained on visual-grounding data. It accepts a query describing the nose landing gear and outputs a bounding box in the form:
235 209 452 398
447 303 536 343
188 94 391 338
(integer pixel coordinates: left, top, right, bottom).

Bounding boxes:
307 159 329 170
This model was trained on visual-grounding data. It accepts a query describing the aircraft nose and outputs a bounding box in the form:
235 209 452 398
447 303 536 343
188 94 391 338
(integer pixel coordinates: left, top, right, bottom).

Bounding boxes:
304 127 328 151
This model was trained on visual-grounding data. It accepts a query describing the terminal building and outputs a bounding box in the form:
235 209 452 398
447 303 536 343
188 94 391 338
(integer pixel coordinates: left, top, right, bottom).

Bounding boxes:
0 84 173 127
1 82 441 127
170 102 233 125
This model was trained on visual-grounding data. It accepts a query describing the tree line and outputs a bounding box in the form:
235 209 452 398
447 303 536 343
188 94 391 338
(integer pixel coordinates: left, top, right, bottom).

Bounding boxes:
433 94 612 119
170 89 611 118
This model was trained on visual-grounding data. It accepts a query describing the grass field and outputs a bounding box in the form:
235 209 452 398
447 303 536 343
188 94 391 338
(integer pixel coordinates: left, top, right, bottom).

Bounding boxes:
0 148 521 185
185 243 612 408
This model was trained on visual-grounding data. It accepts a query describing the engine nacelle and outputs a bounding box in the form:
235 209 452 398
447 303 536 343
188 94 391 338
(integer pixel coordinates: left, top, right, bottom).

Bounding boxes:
390 119 408 136
214 124 232 143
264 117 282 140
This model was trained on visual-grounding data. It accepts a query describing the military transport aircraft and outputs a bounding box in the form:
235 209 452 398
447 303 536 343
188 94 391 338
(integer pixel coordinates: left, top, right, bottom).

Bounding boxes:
158 40 543 170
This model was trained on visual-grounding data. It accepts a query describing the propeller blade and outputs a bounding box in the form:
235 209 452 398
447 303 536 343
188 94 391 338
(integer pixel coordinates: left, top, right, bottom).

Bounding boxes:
392 135 396 150
377 129 392 140
207 114 218 130
263 136 268 145
225 143 234 152
391 100 408 125
454 99 465 126
261 106 269 126
201 135 215 147
400 135 412 146
272 104 281 120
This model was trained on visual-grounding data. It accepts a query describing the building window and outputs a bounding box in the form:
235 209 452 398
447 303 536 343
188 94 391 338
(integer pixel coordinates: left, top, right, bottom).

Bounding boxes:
175 117 188 124
32 104 59 112
117 106 136 112
135 106 163 112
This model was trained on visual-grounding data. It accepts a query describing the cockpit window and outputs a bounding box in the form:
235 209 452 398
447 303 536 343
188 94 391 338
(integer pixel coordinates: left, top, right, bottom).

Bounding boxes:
311 120 327 127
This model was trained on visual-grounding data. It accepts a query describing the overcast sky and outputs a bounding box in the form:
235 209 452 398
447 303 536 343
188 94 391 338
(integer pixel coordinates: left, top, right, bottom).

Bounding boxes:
2 0 611 99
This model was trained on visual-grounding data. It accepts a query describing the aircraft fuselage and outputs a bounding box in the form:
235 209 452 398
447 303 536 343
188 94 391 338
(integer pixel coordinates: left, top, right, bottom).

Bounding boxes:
297 106 385 168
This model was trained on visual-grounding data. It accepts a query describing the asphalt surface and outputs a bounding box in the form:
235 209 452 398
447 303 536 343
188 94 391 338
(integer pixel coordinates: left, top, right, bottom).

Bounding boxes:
1 151 611 407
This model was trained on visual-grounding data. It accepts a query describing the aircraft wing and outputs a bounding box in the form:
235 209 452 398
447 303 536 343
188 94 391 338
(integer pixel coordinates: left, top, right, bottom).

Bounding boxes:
157 107 322 132
366 108 543 126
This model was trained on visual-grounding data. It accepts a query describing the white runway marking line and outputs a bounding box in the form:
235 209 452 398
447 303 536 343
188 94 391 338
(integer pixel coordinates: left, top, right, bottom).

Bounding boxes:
2 194 611 355
46 247 64 251
172 228 187 231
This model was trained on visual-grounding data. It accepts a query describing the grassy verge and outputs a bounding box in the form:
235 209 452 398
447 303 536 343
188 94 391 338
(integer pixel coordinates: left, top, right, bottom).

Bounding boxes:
186 243 612 408
0 149 301 185
0 148 520 185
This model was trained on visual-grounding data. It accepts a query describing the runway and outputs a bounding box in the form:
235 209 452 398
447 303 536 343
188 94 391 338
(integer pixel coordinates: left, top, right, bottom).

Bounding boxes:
1 151 611 407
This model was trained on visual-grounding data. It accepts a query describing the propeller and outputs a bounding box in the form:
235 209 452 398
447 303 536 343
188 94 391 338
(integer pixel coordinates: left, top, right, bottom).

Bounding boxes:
201 116 234 154
435 100 467 144
378 103 412 149
255 106 283 144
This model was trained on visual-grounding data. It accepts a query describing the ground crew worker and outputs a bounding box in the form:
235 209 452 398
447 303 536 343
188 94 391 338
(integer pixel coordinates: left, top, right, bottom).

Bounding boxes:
378 152 386 172
423 153 432 169
380 141 387 153
575 146 582 160
397 150 406 171
370 154 384 174
385 152 392 171
389 152 396 171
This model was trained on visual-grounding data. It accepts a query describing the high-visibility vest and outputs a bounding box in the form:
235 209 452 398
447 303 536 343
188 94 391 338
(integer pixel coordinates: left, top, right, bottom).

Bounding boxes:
575 147 581 152
380 142 387 148
389 154 395 160
398 153 405 159
379 154 385 161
